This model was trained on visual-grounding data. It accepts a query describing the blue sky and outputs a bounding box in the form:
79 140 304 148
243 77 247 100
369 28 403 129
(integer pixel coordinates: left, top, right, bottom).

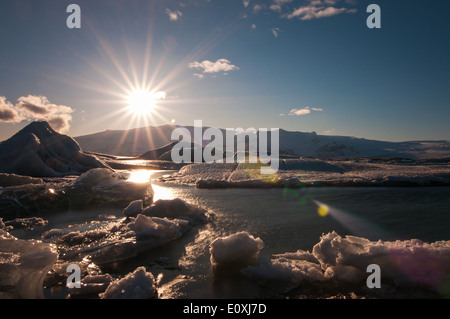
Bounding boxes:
0 0 449 142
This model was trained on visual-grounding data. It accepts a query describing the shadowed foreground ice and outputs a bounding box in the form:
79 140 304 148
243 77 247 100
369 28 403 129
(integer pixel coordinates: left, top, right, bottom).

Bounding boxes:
0 230 58 298
0 168 154 218
202 231 450 298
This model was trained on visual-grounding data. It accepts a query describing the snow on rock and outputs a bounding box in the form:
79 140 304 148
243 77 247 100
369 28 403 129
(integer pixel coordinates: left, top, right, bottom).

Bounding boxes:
0 230 58 298
210 232 265 266
123 200 143 217
101 266 157 299
242 231 450 293
0 121 108 177
141 198 214 224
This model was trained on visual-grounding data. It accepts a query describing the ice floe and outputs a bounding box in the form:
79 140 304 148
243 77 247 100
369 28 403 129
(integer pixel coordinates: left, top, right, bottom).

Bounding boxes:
161 158 450 188
241 231 450 295
0 168 154 217
210 231 264 266
100 266 157 299
0 230 58 298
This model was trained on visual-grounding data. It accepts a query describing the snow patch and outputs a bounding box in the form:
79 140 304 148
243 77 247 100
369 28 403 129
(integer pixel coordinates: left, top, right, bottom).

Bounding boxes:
101 267 157 299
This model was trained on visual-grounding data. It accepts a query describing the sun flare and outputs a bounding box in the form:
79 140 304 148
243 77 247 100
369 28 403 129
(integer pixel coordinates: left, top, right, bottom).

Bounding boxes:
127 89 156 115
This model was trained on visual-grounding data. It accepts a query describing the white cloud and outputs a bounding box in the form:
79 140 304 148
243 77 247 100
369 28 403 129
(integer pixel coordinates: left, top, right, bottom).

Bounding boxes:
188 59 240 78
270 0 293 12
0 97 20 122
283 106 324 116
271 27 280 37
250 24 256 30
285 0 357 20
0 95 74 133
193 73 204 79
165 9 183 21
154 91 167 100
243 0 250 8
253 4 263 13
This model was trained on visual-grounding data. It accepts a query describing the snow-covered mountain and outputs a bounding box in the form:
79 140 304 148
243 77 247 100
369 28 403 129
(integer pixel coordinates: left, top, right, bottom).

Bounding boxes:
0 121 108 177
75 125 450 160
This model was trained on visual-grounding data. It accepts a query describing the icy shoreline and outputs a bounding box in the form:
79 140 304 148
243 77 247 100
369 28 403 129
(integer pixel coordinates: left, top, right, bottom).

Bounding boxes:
159 158 450 188
1 162 450 299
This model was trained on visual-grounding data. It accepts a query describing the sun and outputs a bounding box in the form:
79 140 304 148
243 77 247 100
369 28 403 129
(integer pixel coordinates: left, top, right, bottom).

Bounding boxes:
127 89 156 115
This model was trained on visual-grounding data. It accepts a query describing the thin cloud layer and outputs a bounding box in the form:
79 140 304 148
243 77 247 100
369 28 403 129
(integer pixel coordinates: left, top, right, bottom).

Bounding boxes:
0 95 74 133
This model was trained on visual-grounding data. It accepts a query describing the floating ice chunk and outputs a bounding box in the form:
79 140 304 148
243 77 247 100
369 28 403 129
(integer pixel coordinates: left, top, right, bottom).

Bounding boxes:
67 168 153 207
312 232 450 288
42 228 65 239
123 200 143 217
210 231 264 265
0 230 58 298
141 198 213 224
88 238 138 265
241 232 450 294
50 215 191 265
324 265 365 283
243 255 326 292
273 250 320 264
69 274 113 297
4 217 48 231
72 168 124 186
128 214 187 241
101 266 157 299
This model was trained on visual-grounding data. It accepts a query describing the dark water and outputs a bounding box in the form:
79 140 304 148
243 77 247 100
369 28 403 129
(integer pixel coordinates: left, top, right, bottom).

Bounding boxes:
145 172 450 298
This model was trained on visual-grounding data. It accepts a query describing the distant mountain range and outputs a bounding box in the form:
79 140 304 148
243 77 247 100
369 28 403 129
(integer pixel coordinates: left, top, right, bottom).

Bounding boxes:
1 122 449 178
75 125 450 160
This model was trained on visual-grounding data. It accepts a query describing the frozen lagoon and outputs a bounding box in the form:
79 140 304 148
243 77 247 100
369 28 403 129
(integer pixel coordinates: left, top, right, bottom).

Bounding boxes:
2 165 450 299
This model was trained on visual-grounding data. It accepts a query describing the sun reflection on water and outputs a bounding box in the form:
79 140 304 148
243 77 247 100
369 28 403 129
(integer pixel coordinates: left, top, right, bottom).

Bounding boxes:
126 170 177 202
126 170 153 184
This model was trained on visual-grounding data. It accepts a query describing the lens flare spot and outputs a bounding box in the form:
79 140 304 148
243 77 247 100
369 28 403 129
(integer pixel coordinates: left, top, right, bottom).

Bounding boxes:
317 204 329 217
